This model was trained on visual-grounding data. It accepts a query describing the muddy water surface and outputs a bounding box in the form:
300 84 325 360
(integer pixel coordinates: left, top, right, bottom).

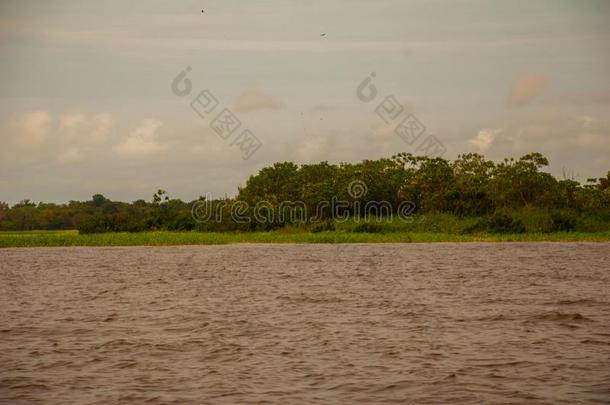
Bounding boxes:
1 243 609 404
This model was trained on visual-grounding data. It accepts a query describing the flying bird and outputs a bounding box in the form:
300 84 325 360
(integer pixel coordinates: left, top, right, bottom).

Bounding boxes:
320 33 326 37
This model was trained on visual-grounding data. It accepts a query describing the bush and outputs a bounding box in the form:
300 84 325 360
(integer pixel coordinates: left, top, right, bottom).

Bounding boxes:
351 222 386 233
311 221 335 233
550 211 577 232
487 213 526 234
461 212 525 234
165 212 196 231
75 215 110 234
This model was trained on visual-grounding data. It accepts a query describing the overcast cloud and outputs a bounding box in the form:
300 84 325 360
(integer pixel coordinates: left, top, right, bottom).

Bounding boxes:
1 0 609 204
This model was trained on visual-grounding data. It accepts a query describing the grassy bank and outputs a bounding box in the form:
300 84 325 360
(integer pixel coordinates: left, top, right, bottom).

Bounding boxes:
1 230 609 248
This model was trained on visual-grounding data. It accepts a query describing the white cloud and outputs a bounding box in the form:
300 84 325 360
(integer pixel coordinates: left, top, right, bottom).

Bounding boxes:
507 73 547 107
469 128 501 151
2 110 117 166
115 119 167 159
470 111 610 171
233 89 284 113
58 112 87 142
58 112 114 143
90 113 115 142
57 147 85 165
578 115 599 129
295 135 328 161
565 90 610 105
574 132 609 150
370 123 395 140
59 113 87 130
17 110 52 149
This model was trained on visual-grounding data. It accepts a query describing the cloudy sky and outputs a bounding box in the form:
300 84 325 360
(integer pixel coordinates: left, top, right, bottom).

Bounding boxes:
1 0 609 204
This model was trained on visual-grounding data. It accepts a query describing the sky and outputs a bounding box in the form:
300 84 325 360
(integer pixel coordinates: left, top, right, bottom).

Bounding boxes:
0 0 609 204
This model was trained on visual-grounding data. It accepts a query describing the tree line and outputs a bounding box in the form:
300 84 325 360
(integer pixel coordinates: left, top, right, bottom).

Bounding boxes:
1 152 609 233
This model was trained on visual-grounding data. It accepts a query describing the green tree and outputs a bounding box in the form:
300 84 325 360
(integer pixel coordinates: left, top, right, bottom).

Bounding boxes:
452 153 495 215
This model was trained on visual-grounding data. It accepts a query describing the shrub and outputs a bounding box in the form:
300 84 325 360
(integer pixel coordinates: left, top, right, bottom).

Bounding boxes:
550 211 577 232
351 222 386 233
487 213 526 234
461 212 525 234
311 221 335 233
75 215 110 234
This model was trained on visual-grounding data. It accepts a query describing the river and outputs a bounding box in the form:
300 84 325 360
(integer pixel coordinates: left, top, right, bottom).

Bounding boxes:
1 243 609 404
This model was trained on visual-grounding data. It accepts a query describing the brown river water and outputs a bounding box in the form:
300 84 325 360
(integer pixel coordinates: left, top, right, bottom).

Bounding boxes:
1 243 609 404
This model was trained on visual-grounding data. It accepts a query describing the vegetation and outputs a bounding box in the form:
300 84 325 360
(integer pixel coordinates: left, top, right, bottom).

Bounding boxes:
1 230 609 248
1 153 609 240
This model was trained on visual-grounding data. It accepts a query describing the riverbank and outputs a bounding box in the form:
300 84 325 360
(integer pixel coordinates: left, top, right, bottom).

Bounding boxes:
1 230 610 248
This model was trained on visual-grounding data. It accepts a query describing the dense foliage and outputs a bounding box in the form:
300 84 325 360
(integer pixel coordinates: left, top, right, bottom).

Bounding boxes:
1 153 609 234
